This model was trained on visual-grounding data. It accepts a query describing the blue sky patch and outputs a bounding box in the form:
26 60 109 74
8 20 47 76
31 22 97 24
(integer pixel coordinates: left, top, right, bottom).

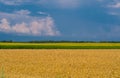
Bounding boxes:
0 0 120 41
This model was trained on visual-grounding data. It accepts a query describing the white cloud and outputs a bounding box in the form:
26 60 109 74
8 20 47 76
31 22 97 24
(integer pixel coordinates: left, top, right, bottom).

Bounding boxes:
44 0 81 9
0 11 60 36
0 0 21 5
0 18 11 32
0 0 30 5
108 2 120 8
0 0 81 9
12 22 30 34
96 0 120 8
98 0 120 16
14 10 31 15
38 11 49 16
108 12 120 16
112 3 120 8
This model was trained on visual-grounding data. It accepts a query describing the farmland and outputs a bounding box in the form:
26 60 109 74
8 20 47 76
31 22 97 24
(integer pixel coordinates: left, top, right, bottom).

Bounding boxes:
0 49 120 78
1 42 120 49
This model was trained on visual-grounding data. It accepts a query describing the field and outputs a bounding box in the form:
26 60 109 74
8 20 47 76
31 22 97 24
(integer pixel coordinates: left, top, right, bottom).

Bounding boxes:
1 43 120 49
0 49 120 78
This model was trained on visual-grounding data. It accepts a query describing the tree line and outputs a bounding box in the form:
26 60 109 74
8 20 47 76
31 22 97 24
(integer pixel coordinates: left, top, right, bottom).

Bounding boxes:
1 40 120 43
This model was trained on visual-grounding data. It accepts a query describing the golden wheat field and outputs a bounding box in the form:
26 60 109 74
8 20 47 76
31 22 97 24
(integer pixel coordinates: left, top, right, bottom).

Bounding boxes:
0 50 120 78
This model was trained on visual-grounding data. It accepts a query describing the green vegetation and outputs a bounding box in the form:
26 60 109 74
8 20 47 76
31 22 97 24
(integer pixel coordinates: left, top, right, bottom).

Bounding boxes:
1 42 120 49
0 67 5 78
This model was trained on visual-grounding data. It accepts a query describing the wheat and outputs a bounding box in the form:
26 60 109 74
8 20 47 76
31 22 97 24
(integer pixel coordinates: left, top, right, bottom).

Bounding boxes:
0 49 120 78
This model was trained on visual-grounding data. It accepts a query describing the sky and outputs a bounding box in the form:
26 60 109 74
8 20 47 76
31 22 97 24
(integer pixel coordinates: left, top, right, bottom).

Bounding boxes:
0 0 120 41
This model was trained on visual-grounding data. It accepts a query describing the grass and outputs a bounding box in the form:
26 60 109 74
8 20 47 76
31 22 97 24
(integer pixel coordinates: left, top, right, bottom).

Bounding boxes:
1 43 120 49
0 49 120 78
0 67 5 78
